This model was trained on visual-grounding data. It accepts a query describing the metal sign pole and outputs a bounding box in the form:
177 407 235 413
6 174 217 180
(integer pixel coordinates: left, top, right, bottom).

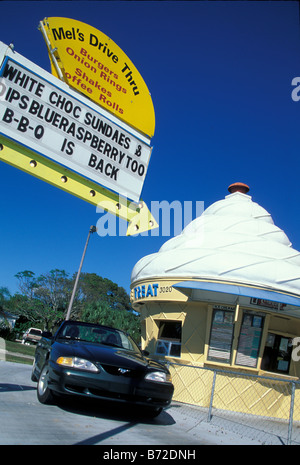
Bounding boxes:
65 225 97 321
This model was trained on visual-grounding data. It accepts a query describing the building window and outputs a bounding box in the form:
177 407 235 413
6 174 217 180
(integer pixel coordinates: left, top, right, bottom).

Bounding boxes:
207 309 235 363
235 312 264 368
155 321 182 357
261 333 293 374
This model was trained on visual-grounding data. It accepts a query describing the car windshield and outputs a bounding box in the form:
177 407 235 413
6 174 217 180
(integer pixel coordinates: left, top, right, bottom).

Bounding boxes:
57 323 140 353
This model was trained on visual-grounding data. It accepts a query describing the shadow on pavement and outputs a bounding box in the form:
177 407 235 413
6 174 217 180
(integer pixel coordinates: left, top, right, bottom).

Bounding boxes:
55 395 176 426
74 421 139 445
0 383 36 392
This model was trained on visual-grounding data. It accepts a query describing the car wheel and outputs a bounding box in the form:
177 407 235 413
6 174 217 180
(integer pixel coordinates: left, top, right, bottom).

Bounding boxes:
37 362 54 404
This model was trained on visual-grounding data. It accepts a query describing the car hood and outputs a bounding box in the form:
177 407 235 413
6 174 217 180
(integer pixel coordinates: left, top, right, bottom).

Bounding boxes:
52 340 165 372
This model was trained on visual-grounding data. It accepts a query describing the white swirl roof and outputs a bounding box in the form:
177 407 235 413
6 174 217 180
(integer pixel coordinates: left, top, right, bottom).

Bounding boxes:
131 190 300 296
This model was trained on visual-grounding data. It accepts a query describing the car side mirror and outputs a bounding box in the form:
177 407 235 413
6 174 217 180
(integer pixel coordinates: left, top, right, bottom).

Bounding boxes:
141 349 150 356
42 331 52 339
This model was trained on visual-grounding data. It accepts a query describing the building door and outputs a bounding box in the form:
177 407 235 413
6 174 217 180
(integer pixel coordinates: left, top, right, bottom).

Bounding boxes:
261 333 293 374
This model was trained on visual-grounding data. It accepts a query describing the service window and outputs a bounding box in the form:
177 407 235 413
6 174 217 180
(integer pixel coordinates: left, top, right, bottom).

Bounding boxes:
155 321 182 357
207 309 235 364
261 333 293 374
235 312 264 368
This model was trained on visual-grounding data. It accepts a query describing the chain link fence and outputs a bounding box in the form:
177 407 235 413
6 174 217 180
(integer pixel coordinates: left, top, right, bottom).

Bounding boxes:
166 362 300 445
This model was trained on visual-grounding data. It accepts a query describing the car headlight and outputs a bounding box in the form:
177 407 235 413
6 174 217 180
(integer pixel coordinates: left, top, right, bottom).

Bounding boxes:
56 356 99 372
145 371 172 383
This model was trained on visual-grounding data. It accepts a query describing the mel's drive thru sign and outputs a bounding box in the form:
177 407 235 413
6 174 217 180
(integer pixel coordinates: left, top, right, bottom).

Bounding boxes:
0 19 155 203
39 17 155 139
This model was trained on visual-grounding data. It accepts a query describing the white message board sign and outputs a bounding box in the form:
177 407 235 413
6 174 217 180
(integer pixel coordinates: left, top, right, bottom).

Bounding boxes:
0 44 152 202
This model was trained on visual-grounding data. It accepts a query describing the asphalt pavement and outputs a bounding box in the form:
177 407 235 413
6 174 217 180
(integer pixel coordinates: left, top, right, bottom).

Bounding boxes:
0 360 287 446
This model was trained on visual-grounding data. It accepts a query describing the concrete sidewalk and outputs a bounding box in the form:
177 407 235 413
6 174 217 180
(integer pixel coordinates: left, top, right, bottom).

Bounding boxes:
173 401 298 445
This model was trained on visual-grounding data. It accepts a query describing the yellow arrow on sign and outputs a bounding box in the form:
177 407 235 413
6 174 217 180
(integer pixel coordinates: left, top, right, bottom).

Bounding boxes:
0 136 158 236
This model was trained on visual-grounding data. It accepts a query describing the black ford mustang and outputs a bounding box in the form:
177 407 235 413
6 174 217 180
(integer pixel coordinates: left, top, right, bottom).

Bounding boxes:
31 320 174 417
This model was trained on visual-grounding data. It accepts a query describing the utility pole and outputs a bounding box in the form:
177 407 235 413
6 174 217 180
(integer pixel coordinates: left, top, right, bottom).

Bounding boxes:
65 225 97 321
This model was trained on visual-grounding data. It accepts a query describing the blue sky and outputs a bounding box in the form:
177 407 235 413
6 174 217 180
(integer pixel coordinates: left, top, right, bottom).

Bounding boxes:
0 1 300 296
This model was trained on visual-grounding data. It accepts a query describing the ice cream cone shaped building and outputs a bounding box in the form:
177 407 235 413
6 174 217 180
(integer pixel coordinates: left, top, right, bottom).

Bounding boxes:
131 183 300 378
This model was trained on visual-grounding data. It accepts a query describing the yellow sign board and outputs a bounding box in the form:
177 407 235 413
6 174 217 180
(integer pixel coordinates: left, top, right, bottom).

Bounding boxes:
0 135 158 236
0 48 152 202
39 17 155 138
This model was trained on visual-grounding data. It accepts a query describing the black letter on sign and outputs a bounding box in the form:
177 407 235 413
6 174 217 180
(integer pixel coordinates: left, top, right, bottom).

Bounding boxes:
2 108 14 123
88 153 97 167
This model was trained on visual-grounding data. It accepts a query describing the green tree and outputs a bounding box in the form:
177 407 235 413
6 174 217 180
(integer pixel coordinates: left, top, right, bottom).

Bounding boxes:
77 273 131 311
8 293 43 328
35 269 70 314
11 269 139 336
14 269 69 330
0 286 12 327
82 301 140 342
14 270 38 299
0 286 11 310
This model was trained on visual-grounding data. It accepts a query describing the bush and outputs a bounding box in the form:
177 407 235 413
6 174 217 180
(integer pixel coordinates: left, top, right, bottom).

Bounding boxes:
0 322 14 341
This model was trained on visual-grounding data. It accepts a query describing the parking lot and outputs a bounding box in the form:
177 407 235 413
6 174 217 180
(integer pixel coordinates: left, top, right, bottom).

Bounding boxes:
0 360 264 446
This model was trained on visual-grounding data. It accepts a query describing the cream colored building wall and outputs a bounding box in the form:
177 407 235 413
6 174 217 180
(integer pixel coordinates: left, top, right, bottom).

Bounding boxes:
139 302 185 355
169 363 300 421
139 301 208 364
180 302 207 364
132 278 300 420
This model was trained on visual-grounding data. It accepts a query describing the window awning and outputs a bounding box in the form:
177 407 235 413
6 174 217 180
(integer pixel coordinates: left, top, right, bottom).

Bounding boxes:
173 281 300 308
